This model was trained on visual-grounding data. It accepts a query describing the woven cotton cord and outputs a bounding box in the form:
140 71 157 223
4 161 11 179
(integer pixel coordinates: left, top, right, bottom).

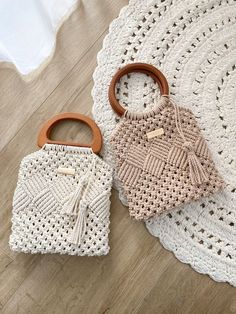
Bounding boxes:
162 95 208 185
62 155 96 245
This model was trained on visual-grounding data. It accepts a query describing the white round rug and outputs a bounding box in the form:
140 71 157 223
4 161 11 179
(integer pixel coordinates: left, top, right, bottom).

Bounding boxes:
92 0 236 286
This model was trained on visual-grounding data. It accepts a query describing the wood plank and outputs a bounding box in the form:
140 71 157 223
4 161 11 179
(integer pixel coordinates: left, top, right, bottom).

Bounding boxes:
0 253 41 307
1 0 236 313
1 254 68 313
137 264 236 314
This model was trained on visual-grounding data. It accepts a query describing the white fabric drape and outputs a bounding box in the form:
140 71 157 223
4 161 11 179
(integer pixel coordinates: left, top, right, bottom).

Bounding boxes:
0 0 78 76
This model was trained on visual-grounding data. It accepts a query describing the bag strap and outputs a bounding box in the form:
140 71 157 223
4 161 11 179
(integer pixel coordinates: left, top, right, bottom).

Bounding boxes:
108 63 169 116
37 112 102 154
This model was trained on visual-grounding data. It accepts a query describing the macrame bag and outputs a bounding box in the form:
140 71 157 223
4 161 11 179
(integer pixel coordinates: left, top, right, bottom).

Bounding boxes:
109 63 225 221
10 113 113 255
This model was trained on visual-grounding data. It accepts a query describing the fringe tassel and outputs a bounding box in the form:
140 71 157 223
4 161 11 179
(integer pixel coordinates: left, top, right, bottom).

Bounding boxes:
62 177 88 244
168 97 209 187
62 178 86 215
69 202 87 245
183 141 208 185
188 151 208 185
63 157 96 245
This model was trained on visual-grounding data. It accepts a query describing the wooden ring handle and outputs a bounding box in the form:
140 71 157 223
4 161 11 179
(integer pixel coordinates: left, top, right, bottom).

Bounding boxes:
37 112 102 154
108 63 169 116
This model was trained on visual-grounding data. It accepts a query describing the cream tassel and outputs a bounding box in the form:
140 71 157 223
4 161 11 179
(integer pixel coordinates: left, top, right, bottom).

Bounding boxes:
69 201 88 245
62 177 86 215
63 177 88 245
64 157 96 245
183 141 208 185
167 96 209 186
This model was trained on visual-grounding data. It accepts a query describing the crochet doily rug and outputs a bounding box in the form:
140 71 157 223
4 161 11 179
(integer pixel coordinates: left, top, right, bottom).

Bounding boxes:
92 0 236 286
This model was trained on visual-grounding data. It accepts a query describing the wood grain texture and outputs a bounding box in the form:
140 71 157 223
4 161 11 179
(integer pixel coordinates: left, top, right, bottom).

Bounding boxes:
0 1 235 313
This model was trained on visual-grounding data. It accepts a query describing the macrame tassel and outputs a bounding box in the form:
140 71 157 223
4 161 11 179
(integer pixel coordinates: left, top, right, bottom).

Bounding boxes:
62 178 88 244
64 176 93 244
63 178 86 215
69 202 88 245
64 157 96 245
183 142 208 185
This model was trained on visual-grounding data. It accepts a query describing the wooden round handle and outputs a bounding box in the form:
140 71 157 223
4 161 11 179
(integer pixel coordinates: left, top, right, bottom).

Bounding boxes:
108 63 169 116
37 112 102 154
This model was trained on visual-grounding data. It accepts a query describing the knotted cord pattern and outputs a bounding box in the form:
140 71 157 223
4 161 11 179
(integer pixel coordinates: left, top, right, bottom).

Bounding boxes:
10 144 113 256
110 97 224 220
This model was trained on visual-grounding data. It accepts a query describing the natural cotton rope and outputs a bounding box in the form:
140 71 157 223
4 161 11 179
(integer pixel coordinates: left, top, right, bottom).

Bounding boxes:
110 96 224 220
10 144 113 256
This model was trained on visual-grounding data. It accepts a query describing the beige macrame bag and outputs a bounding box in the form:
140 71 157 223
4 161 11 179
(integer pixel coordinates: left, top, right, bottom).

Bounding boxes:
9 113 113 256
108 63 225 221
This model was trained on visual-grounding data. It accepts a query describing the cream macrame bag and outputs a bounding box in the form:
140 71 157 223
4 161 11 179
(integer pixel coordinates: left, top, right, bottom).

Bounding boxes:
108 63 225 221
9 113 113 256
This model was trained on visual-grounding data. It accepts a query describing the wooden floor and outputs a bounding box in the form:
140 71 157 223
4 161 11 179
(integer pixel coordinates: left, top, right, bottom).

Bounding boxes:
0 1 235 313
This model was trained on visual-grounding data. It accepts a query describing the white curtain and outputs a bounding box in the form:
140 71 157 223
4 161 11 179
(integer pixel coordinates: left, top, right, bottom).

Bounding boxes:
0 0 78 76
